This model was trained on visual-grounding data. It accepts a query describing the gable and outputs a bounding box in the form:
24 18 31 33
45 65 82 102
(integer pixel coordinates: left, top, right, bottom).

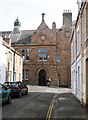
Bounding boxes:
36 22 51 34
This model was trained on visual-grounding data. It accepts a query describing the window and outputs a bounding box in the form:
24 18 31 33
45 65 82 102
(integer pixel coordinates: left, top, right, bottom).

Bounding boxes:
78 66 80 91
25 70 29 80
43 54 48 61
38 48 48 61
23 69 24 80
77 26 80 55
38 48 42 52
14 72 16 81
38 54 42 61
43 48 48 52
56 55 60 61
21 48 30 61
23 69 29 80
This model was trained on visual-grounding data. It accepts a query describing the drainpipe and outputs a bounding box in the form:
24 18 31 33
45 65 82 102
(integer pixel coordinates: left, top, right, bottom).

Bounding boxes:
75 24 78 96
55 31 60 87
42 40 44 68
80 7 83 104
13 51 15 81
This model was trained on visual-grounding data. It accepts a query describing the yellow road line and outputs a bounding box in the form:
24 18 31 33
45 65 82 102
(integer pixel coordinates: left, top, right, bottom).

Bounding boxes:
46 94 57 120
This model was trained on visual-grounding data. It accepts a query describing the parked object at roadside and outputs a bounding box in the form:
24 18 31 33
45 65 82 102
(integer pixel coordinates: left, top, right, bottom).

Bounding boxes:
47 77 51 87
0 83 12 104
4 81 28 98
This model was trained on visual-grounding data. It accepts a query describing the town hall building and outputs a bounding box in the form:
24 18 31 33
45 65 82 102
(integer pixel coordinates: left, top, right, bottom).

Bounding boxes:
1 11 72 87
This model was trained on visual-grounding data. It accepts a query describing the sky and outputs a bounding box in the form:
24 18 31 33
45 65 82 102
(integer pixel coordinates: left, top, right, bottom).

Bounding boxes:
0 0 78 31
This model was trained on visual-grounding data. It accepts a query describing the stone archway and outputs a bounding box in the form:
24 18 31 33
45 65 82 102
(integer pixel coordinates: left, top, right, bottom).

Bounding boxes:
38 69 47 86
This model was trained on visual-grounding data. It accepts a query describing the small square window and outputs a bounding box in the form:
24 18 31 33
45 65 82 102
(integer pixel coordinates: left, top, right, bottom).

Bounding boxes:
56 55 60 61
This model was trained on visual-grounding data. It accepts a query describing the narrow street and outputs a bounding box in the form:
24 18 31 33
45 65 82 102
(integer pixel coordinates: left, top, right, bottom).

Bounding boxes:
2 86 88 119
2 92 54 119
1 0 88 119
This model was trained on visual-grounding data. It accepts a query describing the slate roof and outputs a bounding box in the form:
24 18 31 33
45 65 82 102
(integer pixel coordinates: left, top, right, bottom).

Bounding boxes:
0 30 36 45
12 35 31 44
0 31 12 38
11 30 36 44
18 30 35 40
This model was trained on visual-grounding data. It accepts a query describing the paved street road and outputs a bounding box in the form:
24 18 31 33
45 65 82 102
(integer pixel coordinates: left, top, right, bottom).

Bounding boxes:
2 85 87 119
2 86 70 119
2 92 54 119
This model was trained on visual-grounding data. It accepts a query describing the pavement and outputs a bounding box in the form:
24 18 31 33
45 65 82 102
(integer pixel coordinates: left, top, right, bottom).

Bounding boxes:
51 93 88 120
28 85 71 94
28 85 88 119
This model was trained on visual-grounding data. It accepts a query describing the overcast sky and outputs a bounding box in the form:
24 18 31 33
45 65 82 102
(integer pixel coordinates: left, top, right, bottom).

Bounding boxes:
0 0 78 31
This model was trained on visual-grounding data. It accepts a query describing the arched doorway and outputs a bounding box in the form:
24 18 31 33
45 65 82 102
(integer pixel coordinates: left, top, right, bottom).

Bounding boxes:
38 69 47 86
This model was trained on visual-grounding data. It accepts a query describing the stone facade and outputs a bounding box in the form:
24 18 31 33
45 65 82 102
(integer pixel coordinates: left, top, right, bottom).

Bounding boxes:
1 11 72 87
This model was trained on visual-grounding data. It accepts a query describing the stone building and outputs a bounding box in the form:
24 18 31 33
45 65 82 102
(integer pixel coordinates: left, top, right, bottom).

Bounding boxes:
1 11 72 87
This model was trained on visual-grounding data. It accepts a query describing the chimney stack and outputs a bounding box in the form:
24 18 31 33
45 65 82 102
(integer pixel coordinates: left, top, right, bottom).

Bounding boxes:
42 13 45 22
63 10 72 28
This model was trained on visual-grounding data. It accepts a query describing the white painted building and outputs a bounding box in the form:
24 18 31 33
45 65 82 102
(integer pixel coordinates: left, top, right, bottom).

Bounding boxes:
0 35 23 84
0 36 7 83
70 20 82 102
71 0 88 106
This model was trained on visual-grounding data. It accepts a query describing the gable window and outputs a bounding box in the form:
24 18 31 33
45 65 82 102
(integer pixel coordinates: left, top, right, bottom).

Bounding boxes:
21 48 30 61
38 48 48 61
